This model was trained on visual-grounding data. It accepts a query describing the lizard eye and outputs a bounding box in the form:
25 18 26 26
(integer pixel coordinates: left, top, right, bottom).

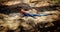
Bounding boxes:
24 9 28 11
22 8 28 11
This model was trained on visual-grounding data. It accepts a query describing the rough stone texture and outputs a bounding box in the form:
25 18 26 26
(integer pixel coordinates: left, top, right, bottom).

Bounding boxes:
0 9 60 32
0 0 60 32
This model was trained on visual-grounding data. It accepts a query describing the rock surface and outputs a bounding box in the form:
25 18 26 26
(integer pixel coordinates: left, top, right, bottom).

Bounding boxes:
0 0 60 32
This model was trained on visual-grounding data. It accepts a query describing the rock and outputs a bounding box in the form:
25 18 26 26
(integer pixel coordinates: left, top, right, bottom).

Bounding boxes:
0 0 60 32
